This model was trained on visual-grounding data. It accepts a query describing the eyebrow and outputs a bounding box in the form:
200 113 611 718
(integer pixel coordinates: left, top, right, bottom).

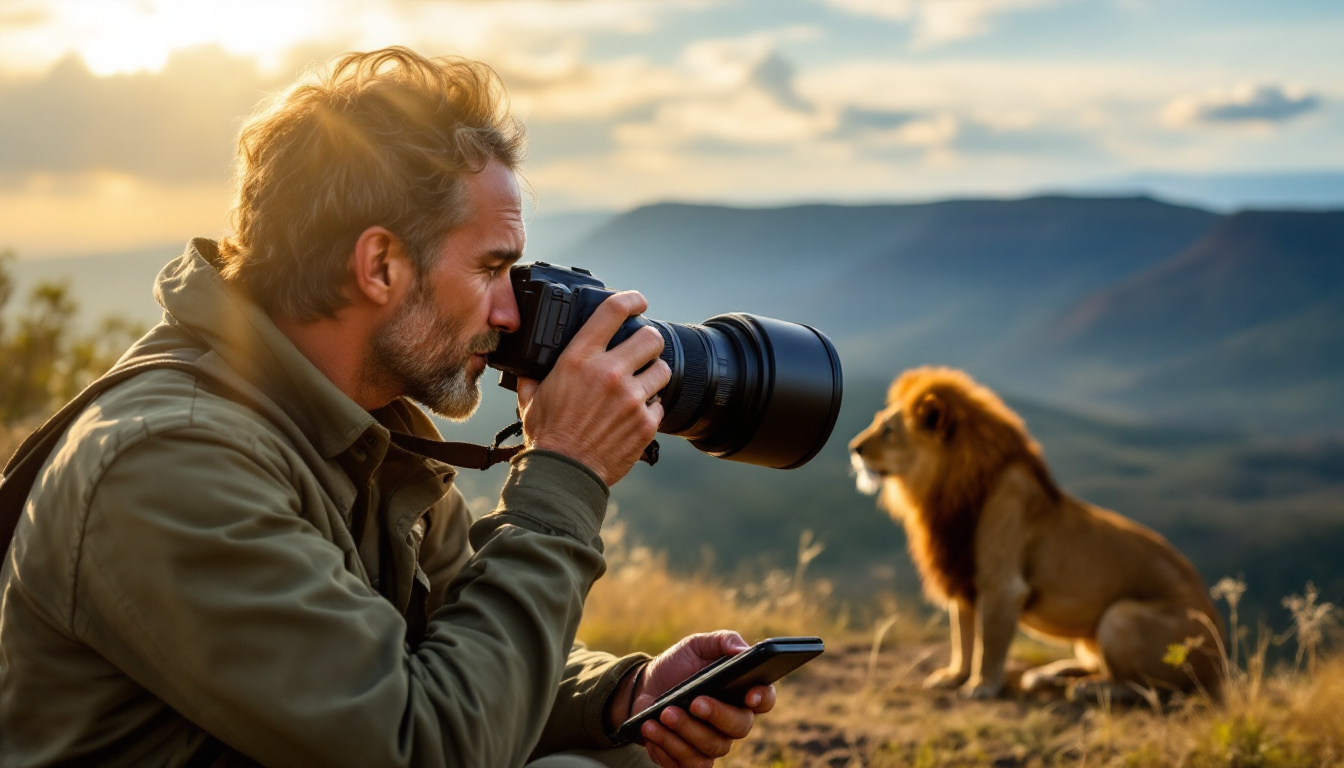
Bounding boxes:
486 249 522 265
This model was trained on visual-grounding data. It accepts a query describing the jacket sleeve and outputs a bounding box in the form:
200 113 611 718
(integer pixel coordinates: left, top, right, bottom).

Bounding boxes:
73 427 609 768
417 485 475 611
418 476 650 754
531 644 651 757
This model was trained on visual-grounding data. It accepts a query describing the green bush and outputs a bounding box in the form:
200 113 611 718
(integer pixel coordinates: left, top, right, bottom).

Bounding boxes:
0 248 142 429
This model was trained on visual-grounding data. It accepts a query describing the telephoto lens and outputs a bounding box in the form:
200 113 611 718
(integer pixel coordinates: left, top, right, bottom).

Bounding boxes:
489 263 843 469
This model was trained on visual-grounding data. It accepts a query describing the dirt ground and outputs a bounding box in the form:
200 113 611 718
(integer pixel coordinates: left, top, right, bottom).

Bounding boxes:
727 637 1136 768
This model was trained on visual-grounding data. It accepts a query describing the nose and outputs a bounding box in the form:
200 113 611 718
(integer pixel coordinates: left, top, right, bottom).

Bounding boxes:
849 439 864 456
491 276 521 334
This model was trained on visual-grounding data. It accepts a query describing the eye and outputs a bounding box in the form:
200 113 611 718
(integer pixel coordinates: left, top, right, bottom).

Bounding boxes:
881 423 894 438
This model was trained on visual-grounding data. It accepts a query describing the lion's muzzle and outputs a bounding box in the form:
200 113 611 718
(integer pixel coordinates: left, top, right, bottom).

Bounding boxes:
850 451 884 495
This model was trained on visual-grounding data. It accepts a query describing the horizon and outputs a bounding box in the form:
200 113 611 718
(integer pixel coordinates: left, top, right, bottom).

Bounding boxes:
9 181 1344 263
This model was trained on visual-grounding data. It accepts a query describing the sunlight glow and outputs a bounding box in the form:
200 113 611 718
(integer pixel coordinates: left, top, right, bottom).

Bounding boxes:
0 0 700 77
0 0 340 76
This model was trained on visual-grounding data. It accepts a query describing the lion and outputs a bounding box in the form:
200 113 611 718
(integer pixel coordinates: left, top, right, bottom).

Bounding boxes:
849 367 1225 702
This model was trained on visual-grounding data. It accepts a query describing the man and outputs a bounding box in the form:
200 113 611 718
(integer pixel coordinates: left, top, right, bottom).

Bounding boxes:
0 47 774 767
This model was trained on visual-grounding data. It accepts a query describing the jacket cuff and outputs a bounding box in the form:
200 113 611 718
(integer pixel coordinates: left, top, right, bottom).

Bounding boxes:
582 653 653 748
480 449 610 552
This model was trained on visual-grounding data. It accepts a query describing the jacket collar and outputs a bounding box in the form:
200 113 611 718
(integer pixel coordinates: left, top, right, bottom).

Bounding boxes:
153 238 381 460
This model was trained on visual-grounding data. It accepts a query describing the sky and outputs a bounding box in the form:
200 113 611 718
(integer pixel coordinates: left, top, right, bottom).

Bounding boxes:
0 0 1341 258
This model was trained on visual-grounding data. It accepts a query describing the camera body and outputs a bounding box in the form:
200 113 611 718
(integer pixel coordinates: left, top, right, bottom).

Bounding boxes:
489 262 651 382
488 262 843 470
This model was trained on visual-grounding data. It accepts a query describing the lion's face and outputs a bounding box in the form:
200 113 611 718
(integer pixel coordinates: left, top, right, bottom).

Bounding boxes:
849 403 919 496
850 385 955 499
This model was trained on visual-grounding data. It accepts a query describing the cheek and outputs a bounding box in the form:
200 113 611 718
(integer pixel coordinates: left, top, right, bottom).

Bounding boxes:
879 439 913 470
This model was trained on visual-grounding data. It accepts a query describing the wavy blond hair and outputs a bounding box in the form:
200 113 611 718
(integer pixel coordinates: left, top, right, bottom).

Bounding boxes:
217 47 525 320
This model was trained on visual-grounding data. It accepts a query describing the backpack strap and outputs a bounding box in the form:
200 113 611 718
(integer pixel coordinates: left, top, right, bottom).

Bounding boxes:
1 351 212 556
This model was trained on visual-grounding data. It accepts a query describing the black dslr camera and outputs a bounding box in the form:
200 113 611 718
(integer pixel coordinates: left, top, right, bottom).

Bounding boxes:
488 263 843 469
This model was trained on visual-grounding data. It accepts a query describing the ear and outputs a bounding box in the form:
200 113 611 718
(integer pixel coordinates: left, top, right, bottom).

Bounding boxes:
349 226 415 308
914 392 948 436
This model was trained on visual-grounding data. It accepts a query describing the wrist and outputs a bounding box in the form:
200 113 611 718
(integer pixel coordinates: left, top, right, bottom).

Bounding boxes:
606 661 647 737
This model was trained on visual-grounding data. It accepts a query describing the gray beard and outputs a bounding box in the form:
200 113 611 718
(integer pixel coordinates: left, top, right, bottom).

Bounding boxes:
370 284 499 421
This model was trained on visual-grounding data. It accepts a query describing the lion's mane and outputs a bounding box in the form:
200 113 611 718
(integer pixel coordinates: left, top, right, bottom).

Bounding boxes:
886 368 1061 603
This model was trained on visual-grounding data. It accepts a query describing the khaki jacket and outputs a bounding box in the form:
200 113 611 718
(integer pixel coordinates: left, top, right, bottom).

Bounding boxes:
0 240 645 767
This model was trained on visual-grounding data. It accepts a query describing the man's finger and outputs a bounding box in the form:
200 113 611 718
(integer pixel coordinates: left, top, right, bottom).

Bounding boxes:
645 713 718 766
664 703 735 758
608 324 667 373
690 630 750 662
744 684 777 714
688 696 755 740
515 376 539 411
635 358 672 403
566 291 649 355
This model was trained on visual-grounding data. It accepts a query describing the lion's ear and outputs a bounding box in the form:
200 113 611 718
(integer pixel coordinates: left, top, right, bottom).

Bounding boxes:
915 393 948 436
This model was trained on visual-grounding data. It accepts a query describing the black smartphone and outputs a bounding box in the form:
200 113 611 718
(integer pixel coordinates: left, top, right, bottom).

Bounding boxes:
613 636 825 744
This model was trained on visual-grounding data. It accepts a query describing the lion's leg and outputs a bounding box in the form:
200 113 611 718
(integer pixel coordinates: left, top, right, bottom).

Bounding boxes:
962 578 1030 699
923 597 974 690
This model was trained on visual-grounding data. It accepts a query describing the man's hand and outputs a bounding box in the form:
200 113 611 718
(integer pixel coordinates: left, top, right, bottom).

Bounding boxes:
515 291 670 486
621 631 777 768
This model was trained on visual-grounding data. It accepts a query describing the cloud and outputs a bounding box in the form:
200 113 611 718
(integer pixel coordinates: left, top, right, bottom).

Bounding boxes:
1164 84 1322 127
750 51 811 112
527 35 833 153
833 107 920 138
818 0 1062 46
0 46 278 185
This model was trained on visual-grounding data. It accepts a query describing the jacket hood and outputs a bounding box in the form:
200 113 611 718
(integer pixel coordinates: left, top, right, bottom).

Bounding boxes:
149 238 378 459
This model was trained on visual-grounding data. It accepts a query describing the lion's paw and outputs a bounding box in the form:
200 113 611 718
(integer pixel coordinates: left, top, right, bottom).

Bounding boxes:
959 680 1005 699
1021 669 1063 692
922 667 970 690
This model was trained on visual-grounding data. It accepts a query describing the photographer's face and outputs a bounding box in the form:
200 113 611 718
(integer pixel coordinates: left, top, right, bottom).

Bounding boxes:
372 159 523 419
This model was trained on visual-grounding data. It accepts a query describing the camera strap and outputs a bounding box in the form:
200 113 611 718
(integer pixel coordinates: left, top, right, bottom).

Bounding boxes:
387 420 527 470
387 421 660 470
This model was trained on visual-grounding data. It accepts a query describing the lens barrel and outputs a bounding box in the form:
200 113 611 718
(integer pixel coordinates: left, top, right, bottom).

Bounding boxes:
648 314 843 469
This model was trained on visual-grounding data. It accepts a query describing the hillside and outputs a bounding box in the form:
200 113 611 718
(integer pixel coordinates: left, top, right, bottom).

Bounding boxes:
1046 210 1344 359
1030 211 1344 428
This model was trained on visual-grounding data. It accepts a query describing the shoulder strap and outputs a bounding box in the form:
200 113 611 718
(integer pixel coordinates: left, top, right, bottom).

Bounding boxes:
0 352 210 555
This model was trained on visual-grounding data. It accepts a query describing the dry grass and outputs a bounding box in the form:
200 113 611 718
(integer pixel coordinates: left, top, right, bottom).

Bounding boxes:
582 530 1344 767
577 508 875 656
